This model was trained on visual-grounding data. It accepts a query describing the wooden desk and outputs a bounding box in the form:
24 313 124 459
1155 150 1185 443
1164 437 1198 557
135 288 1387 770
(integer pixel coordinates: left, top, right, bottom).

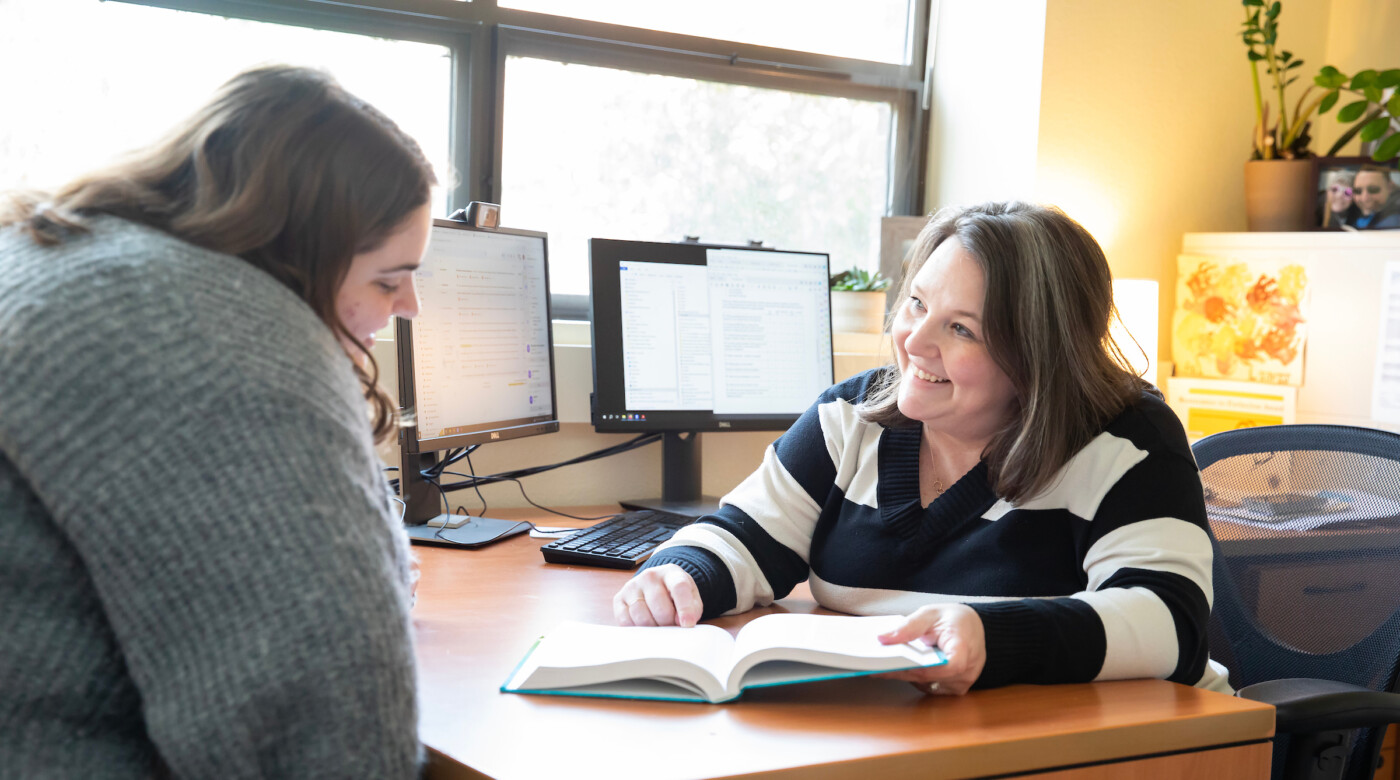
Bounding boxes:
1212 515 1400 559
413 509 1275 780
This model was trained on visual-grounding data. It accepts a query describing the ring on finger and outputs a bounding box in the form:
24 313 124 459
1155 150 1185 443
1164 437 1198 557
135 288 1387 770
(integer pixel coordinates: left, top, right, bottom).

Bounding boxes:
915 681 942 695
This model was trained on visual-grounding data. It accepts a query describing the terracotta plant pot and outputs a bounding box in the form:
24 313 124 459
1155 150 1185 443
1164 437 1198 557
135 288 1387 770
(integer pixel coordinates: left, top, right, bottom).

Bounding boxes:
1243 158 1315 231
830 290 887 334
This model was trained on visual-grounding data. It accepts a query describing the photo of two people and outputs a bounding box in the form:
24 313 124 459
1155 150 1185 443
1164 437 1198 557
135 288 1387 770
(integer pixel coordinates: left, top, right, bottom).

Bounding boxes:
1317 158 1400 230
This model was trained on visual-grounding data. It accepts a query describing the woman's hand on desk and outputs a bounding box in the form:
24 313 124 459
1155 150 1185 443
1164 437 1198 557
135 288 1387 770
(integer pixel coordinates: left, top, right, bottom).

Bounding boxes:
613 564 703 628
876 604 986 696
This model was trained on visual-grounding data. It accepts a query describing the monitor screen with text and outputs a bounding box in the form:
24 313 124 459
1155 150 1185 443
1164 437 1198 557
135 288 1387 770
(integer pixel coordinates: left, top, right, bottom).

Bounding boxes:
398 220 558 452
590 238 833 433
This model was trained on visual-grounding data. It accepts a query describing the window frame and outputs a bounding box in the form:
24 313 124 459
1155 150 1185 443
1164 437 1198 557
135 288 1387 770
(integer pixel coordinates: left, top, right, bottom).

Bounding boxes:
114 0 932 318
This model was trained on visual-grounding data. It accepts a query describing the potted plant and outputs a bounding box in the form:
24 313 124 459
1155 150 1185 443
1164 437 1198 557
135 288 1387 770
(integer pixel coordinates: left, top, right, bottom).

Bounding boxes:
830 267 891 334
1238 0 1400 230
1240 0 1316 230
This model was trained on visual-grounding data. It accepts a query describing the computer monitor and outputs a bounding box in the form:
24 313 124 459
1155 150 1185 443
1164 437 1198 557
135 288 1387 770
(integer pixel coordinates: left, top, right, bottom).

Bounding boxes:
589 238 834 516
397 219 558 545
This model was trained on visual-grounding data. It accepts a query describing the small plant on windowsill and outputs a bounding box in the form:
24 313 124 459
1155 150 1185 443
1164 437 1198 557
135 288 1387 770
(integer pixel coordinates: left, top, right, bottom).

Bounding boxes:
830 267 891 293
830 267 891 334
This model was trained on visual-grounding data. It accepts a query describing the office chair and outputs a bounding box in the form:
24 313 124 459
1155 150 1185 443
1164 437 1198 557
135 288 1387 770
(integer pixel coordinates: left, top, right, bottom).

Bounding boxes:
1195 424 1400 780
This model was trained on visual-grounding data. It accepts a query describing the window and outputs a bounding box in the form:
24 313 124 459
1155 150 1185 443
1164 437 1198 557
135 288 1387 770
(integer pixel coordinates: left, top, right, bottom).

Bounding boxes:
499 0 915 64
0 0 930 318
502 57 893 296
0 0 453 213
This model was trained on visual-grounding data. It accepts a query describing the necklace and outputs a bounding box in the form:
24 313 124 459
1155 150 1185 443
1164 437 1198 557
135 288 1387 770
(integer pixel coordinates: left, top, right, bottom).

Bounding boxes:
923 435 946 497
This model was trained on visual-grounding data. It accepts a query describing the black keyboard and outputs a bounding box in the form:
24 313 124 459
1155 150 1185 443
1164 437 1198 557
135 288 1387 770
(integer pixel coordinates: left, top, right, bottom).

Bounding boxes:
539 509 694 569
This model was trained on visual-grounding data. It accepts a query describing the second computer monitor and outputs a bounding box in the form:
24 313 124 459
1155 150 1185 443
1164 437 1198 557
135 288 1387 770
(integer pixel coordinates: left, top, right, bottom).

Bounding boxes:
397 219 558 540
400 220 558 455
589 238 834 514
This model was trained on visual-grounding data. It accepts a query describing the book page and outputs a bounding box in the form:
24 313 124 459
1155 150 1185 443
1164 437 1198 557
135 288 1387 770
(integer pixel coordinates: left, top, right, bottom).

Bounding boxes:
726 614 943 693
731 613 906 659
508 621 734 698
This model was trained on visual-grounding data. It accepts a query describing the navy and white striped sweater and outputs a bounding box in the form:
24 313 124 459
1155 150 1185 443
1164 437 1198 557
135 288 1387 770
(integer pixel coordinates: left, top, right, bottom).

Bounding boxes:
641 368 1231 692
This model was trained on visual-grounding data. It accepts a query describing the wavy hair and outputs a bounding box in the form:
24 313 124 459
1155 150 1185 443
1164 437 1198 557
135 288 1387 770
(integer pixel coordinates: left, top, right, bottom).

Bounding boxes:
0 65 436 443
860 202 1151 503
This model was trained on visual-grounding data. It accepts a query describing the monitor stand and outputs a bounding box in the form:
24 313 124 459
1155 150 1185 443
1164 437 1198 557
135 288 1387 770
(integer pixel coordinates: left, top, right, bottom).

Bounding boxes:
621 431 723 519
399 450 531 547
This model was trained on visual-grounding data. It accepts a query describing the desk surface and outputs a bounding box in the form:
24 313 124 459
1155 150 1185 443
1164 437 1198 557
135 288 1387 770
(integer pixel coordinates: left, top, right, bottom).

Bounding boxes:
413 508 1274 780
1212 515 1400 558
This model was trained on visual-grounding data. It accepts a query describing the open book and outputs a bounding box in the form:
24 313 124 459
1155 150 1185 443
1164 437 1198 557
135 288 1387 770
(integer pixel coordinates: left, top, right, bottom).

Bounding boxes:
501 612 947 703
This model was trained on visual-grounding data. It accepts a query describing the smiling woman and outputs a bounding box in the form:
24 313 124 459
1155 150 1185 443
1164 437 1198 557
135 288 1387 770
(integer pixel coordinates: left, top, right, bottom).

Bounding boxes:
888 235 1020 490
335 203 432 357
0 66 435 778
861 203 1149 503
611 201 1233 702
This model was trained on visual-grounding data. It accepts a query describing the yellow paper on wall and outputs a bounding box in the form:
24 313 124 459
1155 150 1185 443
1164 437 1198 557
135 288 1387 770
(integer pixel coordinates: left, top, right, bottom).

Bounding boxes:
1166 377 1297 442
1171 254 1310 386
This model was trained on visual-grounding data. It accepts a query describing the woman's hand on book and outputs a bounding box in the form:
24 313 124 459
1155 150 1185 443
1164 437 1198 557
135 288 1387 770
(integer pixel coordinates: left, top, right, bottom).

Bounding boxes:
874 604 985 696
613 564 704 628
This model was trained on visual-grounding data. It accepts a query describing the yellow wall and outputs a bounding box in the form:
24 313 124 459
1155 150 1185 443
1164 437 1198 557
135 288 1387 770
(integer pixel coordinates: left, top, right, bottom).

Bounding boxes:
1025 0 1400 386
1318 0 1400 154
1033 0 1333 387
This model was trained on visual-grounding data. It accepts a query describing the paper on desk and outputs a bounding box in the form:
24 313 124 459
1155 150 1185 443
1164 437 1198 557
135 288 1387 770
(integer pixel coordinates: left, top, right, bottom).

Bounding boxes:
529 527 579 539
1208 489 1400 531
1372 261 1400 423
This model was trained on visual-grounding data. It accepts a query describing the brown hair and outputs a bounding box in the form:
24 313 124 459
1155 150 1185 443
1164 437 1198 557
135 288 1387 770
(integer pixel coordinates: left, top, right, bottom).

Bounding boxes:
1355 165 1400 195
1356 164 1398 184
860 202 1150 503
0 65 435 443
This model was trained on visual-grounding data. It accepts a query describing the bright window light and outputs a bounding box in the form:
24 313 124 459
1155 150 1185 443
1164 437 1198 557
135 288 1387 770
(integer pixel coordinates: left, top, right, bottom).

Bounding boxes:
501 57 894 297
0 0 453 213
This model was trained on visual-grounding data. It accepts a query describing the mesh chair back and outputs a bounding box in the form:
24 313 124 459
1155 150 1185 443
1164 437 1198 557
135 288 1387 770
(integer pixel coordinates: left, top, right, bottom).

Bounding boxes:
1195 424 1400 780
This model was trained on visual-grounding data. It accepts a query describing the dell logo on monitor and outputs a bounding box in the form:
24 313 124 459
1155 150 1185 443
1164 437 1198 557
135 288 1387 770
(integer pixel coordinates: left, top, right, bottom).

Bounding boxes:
718 421 732 428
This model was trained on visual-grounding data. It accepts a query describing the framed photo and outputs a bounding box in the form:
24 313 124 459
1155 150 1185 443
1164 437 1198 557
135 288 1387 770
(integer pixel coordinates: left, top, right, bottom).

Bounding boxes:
879 216 927 282
879 216 928 310
1312 156 1400 231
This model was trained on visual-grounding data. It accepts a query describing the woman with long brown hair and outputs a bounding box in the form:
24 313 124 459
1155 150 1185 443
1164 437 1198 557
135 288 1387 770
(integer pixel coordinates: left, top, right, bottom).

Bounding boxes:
0 66 433 777
612 202 1231 698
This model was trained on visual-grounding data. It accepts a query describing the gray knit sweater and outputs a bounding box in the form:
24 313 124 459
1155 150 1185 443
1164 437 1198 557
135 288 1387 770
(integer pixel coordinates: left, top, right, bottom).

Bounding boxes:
0 217 420 778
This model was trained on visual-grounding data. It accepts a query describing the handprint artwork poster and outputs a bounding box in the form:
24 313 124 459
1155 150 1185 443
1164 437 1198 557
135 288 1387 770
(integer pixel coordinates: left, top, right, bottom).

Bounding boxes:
1172 254 1309 386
